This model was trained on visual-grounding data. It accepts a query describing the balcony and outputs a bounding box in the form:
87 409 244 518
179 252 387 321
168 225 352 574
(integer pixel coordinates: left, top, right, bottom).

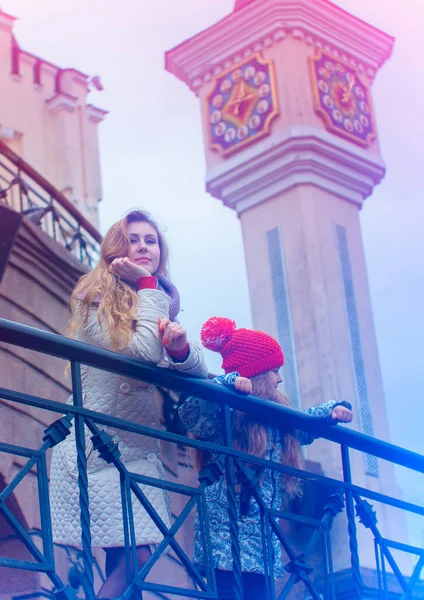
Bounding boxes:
0 139 101 270
0 318 423 599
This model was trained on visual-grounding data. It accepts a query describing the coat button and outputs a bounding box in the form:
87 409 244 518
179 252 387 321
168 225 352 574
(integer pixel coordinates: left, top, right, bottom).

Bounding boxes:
119 382 131 394
147 385 154 393
147 453 157 463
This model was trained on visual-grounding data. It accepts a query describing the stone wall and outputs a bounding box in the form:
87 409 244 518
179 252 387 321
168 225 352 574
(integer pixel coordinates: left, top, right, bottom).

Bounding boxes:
0 211 91 597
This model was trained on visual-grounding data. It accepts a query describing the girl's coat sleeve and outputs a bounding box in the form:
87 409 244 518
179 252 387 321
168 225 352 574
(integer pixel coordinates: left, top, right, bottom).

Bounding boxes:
167 341 208 378
295 400 352 446
79 289 169 364
178 372 239 442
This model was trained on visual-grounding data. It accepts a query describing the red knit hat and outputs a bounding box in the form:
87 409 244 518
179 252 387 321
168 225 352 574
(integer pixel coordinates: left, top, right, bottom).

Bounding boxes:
201 317 284 379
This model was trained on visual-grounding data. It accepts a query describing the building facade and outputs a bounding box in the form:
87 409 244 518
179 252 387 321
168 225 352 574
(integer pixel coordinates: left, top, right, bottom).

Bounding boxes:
0 10 106 228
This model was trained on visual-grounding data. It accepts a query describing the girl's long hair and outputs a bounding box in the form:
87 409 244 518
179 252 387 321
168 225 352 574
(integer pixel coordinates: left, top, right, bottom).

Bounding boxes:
68 210 169 350
194 372 303 497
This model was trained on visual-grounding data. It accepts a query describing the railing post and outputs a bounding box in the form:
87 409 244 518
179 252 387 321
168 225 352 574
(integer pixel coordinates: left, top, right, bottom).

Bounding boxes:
71 360 95 600
50 196 57 240
341 444 363 599
222 404 243 600
18 166 23 211
77 224 84 263
198 461 222 598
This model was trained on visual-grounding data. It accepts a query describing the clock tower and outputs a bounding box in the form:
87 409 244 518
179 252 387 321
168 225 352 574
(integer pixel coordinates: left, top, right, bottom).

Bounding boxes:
166 0 408 594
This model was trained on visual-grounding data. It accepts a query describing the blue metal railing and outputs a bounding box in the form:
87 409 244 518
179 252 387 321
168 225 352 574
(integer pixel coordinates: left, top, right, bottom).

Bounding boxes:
0 317 423 599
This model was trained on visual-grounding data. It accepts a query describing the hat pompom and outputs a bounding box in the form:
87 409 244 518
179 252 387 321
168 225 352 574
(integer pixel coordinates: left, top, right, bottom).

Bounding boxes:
201 317 236 352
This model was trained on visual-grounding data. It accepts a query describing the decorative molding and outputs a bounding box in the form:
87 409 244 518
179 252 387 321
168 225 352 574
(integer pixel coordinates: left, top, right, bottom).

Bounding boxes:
40 62 59 76
0 10 16 32
61 68 89 85
59 68 90 93
206 125 386 213
46 92 78 115
19 52 38 68
85 104 109 124
165 0 394 94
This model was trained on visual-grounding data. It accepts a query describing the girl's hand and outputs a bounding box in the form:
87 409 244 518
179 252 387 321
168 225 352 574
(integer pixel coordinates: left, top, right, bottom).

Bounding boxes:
158 318 188 353
110 257 150 284
332 405 353 423
234 377 252 395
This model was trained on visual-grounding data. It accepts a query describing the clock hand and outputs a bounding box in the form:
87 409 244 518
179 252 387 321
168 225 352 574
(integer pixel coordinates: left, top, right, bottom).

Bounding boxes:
341 76 355 104
227 81 255 116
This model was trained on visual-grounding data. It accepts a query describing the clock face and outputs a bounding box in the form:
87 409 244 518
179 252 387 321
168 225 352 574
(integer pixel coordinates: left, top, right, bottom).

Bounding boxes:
207 53 279 157
309 51 376 147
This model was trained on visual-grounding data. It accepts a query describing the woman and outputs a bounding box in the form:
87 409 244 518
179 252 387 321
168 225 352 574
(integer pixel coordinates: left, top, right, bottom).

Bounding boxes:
49 210 208 599
179 317 352 600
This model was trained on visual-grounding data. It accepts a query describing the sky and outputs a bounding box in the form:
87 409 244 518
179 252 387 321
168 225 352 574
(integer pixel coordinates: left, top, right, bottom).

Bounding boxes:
3 0 424 542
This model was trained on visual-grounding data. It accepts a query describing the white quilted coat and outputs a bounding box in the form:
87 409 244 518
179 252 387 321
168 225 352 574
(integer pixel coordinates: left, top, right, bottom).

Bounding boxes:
49 288 207 548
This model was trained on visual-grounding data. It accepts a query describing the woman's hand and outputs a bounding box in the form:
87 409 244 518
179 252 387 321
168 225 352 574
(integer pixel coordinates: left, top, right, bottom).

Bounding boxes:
331 405 353 423
158 318 188 353
234 377 252 395
110 257 150 284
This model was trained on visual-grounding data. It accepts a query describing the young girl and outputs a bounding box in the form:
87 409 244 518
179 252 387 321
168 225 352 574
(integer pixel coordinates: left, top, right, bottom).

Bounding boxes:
49 210 208 599
179 317 352 600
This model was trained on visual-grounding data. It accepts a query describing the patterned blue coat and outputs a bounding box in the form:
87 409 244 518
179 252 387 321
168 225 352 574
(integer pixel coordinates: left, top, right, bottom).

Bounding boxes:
178 372 351 576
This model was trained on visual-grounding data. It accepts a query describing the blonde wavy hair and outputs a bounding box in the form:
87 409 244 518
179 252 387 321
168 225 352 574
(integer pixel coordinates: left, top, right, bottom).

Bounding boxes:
68 210 169 350
195 372 303 497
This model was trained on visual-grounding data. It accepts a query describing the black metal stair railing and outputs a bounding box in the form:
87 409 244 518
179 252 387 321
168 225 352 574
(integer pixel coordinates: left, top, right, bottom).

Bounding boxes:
0 317 423 600
0 140 101 268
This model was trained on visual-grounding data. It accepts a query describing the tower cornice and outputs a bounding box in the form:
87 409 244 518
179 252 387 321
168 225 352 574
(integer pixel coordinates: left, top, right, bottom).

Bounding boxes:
206 125 386 212
165 0 394 94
